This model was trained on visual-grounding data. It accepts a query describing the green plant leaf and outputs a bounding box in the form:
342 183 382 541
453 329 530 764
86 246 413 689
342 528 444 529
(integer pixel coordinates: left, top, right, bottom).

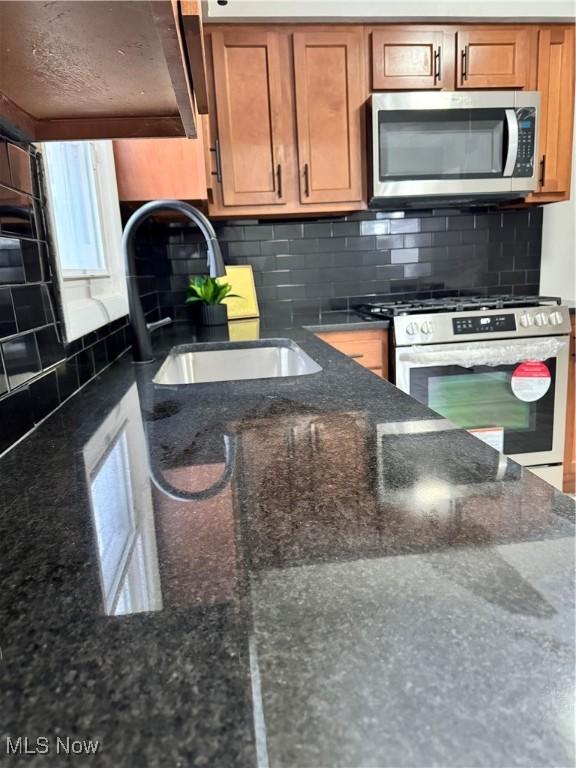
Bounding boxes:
186 275 242 305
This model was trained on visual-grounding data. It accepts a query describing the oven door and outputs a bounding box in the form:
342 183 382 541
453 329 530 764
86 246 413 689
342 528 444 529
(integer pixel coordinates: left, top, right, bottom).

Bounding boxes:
395 336 570 466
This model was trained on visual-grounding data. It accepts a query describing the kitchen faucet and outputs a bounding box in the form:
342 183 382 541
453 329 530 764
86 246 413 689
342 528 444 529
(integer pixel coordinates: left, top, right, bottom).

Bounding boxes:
122 200 226 363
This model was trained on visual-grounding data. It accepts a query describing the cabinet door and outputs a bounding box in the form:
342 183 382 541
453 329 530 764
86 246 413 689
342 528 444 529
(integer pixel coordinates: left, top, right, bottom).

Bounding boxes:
372 29 447 90
113 138 207 201
211 29 288 206
534 27 575 198
293 31 363 204
456 29 530 89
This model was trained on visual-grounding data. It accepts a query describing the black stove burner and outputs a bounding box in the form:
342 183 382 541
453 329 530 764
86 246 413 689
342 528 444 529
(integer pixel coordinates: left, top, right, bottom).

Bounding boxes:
354 295 562 319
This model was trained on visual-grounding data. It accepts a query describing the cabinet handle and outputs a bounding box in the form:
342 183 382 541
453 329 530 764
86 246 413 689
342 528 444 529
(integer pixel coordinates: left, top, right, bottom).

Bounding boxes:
539 154 547 188
276 163 283 198
349 353 365 360
434 46 442 85
303 163 310 197
461 45 469 82
210 138 222 183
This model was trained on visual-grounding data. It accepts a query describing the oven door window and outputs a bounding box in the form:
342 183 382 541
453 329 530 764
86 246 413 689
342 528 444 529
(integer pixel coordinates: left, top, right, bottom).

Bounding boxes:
379 108 507 181
409 361 556 454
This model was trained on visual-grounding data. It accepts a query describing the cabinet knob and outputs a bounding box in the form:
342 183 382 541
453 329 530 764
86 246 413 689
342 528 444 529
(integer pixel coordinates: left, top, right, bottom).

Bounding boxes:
534 312 548 327
549 311 563 326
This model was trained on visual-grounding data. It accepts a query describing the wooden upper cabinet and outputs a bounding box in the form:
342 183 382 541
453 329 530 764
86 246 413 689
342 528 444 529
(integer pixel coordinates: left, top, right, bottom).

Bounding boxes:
456 28 531 89
293 31 363 204
211 29 288 206
533 26 575 198
372 29 449 90
113 137 207 201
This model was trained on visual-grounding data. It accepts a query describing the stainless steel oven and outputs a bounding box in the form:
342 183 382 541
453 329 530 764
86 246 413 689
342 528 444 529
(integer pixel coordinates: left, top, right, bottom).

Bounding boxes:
392 303 571 486
371 91 539 204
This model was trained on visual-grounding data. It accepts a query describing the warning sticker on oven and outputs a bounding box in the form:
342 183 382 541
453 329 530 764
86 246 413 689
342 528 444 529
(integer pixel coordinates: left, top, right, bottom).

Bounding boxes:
511 361 551 402
468 427 504 452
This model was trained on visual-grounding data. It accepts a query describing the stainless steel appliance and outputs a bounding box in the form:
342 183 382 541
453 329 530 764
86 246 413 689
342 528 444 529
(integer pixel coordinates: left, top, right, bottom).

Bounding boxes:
371 91 539 205
356 296 571 489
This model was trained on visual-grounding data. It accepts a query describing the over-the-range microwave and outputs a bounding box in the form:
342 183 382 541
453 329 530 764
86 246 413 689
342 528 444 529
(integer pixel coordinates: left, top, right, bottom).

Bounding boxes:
370 91 540 207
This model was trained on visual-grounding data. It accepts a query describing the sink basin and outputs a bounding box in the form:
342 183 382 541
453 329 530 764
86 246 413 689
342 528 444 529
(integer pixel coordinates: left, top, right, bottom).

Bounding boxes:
153 339 322 385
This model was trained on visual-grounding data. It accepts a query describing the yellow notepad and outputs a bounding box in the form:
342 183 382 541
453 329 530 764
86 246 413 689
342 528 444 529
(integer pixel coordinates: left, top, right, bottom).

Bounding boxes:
217 265 259 319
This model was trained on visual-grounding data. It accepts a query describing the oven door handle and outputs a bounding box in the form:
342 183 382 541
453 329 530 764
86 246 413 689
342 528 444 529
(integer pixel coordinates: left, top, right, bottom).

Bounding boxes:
398 337 569 368
503 108 519 178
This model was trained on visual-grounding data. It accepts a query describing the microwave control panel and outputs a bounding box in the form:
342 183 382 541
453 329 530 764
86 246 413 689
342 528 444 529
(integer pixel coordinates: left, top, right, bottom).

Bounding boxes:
453 314 517 335
513 108 536 178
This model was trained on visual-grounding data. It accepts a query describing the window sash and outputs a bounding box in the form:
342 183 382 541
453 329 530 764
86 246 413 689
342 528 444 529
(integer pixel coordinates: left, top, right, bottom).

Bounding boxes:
40 140 128 343
42 141 109 278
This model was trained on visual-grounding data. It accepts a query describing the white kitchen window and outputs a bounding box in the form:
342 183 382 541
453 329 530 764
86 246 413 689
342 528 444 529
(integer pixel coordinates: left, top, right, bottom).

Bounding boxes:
41 140 128 341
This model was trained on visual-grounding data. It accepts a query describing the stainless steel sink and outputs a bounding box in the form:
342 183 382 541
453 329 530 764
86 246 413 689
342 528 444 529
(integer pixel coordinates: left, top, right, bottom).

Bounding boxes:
153 339 322 385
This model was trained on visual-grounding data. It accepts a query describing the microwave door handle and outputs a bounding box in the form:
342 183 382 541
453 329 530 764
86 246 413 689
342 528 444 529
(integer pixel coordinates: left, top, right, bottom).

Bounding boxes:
503 109 519 177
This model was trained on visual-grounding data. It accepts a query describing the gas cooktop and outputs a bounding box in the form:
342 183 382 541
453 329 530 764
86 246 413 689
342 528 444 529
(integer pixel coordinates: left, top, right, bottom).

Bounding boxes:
354 295 563 319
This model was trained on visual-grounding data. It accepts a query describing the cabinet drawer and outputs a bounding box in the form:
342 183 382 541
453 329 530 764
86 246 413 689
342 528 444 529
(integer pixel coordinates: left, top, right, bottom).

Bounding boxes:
315 328 384 344
326 339 383 368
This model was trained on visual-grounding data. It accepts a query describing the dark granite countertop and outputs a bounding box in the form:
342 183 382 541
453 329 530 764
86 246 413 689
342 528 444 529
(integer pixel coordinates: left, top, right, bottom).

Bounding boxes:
0 315 574 767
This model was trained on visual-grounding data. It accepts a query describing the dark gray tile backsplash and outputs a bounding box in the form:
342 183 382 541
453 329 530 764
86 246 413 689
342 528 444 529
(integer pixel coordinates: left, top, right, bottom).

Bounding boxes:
0 135 131 456
143 206 543 325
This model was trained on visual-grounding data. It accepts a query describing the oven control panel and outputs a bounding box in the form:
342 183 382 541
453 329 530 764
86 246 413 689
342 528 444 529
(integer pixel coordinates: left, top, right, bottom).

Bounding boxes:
453 314 516 335
393 306 571 347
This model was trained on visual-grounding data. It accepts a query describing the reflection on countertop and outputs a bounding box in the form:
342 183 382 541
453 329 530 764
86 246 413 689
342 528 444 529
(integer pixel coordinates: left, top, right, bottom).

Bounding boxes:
0 320 573 767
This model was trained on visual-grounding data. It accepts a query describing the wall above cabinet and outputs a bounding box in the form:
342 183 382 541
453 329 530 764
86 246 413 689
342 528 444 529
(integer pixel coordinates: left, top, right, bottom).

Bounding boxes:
0 0 208 142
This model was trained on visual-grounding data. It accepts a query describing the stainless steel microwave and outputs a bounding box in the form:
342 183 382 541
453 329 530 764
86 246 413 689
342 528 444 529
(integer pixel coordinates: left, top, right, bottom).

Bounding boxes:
371 91 540 205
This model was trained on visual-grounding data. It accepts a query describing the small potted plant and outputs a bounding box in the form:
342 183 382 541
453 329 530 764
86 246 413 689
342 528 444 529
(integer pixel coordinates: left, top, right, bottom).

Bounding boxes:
185 275 239 326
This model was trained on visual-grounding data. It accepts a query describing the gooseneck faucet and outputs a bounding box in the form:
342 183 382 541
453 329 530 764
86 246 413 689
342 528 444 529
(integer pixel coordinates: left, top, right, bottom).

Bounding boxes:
122 200 226 363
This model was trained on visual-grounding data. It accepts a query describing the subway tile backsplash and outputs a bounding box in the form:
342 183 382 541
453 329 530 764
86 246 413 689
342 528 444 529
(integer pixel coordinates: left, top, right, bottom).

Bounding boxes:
145 207 543 325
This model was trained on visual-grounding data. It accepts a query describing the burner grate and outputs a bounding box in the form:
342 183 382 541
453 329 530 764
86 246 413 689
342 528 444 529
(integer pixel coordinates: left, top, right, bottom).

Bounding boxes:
353 294 561 320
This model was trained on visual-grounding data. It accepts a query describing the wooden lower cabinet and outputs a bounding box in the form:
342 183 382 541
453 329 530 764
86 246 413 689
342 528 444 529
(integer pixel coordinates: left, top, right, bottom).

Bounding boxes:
315 328 389 380
563 314 575 494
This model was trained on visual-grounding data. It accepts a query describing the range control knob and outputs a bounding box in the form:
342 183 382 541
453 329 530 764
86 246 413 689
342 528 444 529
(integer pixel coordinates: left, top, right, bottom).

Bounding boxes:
519 313 533 327
534 312 548 327
406 322 419 336
420 321 433 335
549 311 563 326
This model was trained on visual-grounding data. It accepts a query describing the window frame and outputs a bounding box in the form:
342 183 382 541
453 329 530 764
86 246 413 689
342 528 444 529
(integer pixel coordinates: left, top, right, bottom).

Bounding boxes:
40 140 128 342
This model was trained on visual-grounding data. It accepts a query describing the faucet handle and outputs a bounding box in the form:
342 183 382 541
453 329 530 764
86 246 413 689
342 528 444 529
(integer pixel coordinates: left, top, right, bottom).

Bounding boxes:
147 316 172 333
